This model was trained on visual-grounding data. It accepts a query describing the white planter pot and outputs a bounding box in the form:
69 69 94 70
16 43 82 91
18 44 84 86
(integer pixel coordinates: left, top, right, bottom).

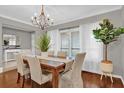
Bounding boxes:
41 52 48 57
100 62 113 73
100 60 114 83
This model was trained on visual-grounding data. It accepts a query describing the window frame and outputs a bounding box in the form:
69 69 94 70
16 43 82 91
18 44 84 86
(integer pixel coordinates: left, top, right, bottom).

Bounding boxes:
60 27 80 57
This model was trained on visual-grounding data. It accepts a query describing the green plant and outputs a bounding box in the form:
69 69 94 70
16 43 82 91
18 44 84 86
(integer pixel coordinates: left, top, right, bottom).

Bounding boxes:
37 33 51 52
93 19 124 61
4 40 9 45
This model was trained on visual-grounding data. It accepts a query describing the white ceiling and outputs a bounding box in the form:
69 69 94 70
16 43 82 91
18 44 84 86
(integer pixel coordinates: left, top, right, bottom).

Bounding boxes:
0 5 122 25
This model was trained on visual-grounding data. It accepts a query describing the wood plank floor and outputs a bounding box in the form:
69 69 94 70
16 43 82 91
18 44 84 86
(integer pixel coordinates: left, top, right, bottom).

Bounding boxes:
0 69 123 88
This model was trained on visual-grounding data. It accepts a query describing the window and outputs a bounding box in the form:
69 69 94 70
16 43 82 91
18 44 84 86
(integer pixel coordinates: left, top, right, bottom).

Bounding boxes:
60 27 80 57
71 31 80 57
3 34 16 45
61 33 70 56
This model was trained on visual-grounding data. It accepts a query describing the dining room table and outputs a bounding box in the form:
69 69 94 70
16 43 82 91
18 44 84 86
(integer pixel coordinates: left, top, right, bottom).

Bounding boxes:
23 55 74 88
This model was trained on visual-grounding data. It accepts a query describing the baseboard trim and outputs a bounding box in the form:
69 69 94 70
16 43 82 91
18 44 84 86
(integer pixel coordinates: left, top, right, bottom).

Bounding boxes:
3 66 16 72
0 67 3 73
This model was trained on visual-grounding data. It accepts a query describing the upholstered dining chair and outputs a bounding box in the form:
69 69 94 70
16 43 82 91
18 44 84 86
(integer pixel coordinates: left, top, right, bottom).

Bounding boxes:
59 53 86 88
48 51 54 57
26 55 52 88
15 53 30 88
57 51 67 59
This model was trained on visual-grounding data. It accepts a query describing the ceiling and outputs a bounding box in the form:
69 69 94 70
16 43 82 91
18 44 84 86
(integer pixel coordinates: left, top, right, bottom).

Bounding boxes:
0 5 122 26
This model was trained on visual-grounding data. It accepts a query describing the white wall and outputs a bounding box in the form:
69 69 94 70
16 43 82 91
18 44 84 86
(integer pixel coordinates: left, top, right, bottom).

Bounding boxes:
120 6 124 79
120 34 124 79
0 22 3 67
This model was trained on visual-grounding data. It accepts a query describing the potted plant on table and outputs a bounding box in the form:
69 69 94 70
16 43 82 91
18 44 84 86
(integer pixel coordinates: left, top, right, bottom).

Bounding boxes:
93 19 124 73
37 32 51 57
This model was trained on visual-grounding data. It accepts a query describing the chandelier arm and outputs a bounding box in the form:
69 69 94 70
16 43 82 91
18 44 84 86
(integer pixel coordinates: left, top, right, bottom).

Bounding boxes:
32 18 38 25
32 21 37 25
38 18 43 29
35 20 40 26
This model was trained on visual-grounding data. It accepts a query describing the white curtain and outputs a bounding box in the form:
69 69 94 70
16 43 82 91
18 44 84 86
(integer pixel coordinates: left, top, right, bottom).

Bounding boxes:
48 29 60 56
80 22 103 73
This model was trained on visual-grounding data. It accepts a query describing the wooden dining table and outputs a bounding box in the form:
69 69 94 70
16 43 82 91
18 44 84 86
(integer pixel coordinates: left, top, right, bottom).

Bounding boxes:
23 56 73 88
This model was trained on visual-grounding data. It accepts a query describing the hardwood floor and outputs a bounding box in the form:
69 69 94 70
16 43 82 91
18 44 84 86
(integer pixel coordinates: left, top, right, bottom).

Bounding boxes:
0 69 123 88
83 71 124 88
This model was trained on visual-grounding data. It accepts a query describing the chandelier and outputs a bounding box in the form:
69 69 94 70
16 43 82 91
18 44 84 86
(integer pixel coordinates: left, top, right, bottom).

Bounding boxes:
31 5 54 30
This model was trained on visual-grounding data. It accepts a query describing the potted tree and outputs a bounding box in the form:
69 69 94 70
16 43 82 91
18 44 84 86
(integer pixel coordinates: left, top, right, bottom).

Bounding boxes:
93 19 124 73
37 32 51 57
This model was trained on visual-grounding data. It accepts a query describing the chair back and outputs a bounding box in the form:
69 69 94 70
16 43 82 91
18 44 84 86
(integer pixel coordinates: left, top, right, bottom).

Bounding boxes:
48 51 54 57
71 53 86 80
15 53 25 76
57 51 67 59
26 55 42 85
63 61 74 73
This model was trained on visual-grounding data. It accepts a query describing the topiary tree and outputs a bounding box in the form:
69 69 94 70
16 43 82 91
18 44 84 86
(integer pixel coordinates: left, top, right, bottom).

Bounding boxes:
93 19 124 62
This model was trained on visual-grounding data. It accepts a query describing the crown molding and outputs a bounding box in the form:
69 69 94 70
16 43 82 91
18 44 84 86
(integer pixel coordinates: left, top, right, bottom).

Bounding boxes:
0 14 33 26
54 5 122 26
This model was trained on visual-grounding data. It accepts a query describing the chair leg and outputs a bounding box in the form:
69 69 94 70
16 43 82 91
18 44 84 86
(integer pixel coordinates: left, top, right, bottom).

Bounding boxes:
100 73 103 80
22 75 25 88
105 73 107 78
17 72 20 83
110 73 113 83
29 74 31 80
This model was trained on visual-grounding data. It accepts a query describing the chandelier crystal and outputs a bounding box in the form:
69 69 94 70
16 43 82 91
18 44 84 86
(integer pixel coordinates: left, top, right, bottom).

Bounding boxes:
31 5 53 30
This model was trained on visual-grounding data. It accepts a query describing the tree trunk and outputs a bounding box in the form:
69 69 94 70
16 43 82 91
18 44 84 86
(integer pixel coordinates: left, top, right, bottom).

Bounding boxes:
105 44 108 61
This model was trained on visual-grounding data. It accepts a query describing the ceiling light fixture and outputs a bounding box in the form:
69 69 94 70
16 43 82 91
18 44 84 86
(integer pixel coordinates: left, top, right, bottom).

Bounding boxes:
31 5 54 31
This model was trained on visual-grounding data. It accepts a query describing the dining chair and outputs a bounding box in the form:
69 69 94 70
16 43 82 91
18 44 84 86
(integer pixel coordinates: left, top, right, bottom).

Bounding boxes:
26 55 52 88
15 53 30 88
48 51 54 57
59 53 86 88
57 51 67 59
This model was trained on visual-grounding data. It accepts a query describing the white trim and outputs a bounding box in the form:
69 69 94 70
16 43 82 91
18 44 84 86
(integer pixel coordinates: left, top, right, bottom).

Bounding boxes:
59 27 79 33
0 67 3 73
3 66 16 72
0 14 33 26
